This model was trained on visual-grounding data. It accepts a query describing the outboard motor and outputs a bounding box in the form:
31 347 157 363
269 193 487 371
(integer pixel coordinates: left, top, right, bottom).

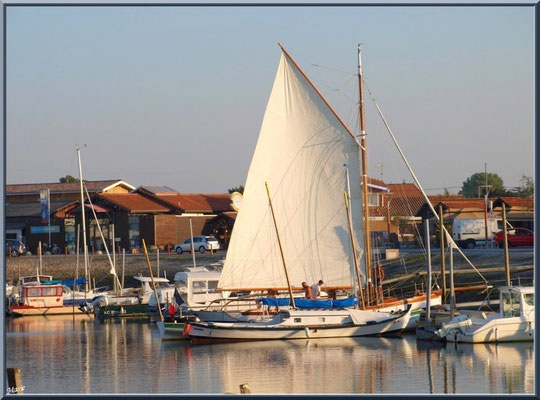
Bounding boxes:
79 295 109 313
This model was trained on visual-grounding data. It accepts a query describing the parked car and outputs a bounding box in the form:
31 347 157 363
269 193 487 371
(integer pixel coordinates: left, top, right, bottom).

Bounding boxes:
493 228 534 248
174 236 220 254
5 239 26 257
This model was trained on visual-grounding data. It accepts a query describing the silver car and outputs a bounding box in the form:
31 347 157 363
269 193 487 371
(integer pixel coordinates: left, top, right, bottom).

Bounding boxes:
174 236 220 254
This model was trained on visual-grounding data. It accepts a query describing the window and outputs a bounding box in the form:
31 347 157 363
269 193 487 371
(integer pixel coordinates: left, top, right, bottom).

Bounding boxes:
27 288 41 297
42 287 57 296
184 239 191 244
502 292 521 318
368 193 379 206
208 281 218 291
128 217 140 247
294 318 302 323
192 281 207 294
524 293 534 306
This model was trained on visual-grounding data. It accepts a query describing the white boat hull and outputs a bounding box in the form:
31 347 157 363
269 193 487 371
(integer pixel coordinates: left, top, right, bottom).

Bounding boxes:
444 317 534 343
187 307 412 343
9 305 90 317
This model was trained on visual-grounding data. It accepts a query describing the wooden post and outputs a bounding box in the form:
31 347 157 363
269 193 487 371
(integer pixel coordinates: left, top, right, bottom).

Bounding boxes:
7 367 24 394
38 241 42 275
424 219 432 328
239 384 251 394
157 248 160 278
502 203 511 286
439 205 446 303
65 246 68 258
168 244 171 256
358 44 372 306
142 239 164 322
265 182 295 309
121 248 125 290
344 191 365 309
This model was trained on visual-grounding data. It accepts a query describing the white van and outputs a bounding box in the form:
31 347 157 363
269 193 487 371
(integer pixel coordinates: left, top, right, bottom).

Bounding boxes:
452 218 504 249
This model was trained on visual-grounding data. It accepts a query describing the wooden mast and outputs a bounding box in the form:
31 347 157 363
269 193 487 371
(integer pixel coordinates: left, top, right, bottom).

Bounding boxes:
358 44 373 304
265 182 296 309
345 191 366 309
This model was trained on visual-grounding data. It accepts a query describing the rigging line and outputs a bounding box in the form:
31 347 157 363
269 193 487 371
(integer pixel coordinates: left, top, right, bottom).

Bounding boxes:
311 63 356 76
364 83 488 284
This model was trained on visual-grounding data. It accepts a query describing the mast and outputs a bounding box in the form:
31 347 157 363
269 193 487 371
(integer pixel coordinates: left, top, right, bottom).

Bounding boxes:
76 147 89 294
265 182 296 309
358 44 373 303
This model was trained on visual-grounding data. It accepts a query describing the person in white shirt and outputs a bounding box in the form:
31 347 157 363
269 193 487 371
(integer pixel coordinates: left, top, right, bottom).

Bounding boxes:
310 280 324 300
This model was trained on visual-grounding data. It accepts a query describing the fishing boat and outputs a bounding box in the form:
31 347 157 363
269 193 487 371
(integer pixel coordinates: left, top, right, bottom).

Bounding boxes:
7 279 90 317
435 286 534 343
181 44 417 343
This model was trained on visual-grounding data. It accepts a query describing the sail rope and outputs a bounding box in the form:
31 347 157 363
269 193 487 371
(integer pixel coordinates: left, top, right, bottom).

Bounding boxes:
363 82 489 285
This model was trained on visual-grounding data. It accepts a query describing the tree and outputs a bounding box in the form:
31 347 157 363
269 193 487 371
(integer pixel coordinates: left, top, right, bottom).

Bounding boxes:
228 185 244 194
459 172 506 198
59 175 79 183
512 175 534 197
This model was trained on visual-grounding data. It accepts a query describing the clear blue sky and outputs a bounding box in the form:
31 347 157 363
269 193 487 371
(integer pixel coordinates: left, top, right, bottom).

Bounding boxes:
6 5 534 194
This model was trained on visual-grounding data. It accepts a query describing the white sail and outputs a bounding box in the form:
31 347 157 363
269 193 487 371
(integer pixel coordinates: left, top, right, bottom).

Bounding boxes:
218 48 364 291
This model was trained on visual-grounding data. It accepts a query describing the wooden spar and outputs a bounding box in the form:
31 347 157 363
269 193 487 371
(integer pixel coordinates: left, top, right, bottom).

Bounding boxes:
344 191 365 309
502 203 511 285
358 44 373 304
264 182 296 309
424 219 432 328
439 205 447 303
142 239 164 322
215 285 352 293
76 147 89 294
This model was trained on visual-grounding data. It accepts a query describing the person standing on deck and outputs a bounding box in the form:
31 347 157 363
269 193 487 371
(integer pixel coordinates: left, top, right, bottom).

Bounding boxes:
311 280 324 300
301 282 312 299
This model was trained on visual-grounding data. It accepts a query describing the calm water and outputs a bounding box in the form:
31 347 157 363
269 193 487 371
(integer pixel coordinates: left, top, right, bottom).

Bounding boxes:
6 315 535 395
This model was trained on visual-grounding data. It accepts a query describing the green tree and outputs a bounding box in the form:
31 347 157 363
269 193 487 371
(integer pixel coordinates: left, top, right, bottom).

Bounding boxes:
228 185 244 194
460 172 506 198
59 175 79 183
512 175 534 197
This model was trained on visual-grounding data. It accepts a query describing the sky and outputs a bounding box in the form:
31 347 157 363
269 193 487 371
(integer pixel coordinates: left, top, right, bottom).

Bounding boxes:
5 4 535 195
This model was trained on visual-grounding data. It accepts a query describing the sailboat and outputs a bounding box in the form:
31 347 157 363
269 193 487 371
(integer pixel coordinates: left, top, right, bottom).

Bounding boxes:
183 44 413 343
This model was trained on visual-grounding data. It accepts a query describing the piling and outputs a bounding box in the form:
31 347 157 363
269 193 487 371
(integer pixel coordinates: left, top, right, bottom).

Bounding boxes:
7 367 24 394
239 384 251 394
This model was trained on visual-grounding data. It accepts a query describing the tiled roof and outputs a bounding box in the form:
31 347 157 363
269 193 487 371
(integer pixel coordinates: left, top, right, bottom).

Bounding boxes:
96 193 170 213
5 201 75 218
495 197 534 209
154 193 233 213
387 183 423 197
6 180 133 195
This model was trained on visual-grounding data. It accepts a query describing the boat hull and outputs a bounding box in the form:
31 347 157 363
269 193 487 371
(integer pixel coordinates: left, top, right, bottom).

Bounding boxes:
8 305 90 317
95 304 149 319
159 322 189 341
188 308 412 344
445 318 534 343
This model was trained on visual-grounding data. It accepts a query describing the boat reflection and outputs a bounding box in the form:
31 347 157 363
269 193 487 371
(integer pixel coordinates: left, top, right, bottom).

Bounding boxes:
6 319 534 394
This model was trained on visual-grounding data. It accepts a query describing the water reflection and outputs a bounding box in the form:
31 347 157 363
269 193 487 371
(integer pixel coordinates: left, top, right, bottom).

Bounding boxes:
6 318 534 394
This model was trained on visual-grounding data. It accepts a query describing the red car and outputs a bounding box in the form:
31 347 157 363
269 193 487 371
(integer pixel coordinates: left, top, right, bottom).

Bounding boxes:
493 228 534 248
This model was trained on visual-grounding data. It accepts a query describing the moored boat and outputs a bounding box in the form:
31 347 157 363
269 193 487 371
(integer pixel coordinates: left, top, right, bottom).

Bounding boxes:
435 286 534 343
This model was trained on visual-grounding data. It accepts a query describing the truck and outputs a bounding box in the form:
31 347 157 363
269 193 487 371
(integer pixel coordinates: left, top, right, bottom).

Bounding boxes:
452 217 505 249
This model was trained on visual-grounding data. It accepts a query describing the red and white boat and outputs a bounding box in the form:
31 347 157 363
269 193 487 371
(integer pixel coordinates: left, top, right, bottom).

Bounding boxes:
7 279 89 317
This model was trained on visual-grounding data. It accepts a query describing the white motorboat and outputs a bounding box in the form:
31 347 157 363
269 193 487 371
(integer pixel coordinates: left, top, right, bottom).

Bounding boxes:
436 286 534 343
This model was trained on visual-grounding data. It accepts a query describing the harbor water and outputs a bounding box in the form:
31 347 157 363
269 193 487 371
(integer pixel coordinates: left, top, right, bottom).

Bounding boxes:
6 315 534 395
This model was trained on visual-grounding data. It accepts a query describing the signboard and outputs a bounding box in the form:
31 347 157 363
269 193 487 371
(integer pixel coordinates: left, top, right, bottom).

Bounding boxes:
31 226 60 234
39 189 50 223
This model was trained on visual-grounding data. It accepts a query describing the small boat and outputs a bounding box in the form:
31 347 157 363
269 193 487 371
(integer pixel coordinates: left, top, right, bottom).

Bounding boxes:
435 286 534 343
83 276 175 319
186 306 413 344
7 280 89 317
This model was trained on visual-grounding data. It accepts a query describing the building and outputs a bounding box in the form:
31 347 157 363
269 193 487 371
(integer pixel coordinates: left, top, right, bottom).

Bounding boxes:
5 180 135 252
